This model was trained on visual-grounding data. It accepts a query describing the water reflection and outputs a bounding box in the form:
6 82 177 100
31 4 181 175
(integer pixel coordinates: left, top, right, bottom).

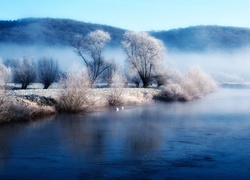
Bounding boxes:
0 124 16 167
57 114 107 160
1 88 250 179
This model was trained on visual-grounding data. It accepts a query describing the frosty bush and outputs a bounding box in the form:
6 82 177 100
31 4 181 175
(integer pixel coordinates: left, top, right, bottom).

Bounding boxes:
159 84 183 101
180 66 217 100
0 62 12 122
159 66 217 101
0 61 12 88
108 71 127 106
154 66 178 87
57 66 91 113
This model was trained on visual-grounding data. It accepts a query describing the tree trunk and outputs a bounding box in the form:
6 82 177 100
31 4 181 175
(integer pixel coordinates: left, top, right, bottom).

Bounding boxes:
142 78 151 88
21 83 28 89
43 83 50 89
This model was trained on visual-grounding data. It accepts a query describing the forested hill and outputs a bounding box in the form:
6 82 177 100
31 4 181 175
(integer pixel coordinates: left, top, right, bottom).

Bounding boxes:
1 18 250 51
0 18 126 46
151 26 250 51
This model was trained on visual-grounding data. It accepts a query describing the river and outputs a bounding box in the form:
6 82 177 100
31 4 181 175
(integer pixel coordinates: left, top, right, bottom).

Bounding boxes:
1 87 250 179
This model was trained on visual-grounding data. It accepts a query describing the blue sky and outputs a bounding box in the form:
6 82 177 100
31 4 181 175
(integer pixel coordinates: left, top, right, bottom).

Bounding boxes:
1 0 250 31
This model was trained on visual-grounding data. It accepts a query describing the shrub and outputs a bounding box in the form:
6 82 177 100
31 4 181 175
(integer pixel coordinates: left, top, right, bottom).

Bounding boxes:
0 62 12 122
180 66 217 100
159 84 183 101
159 66 217 101
108 71 127 106
154 66 178 87
57 66 91 113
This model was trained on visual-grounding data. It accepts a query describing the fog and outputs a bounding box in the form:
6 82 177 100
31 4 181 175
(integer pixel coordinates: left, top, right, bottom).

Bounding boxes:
1 43 250 84
0 44 82 71
168 48 250 84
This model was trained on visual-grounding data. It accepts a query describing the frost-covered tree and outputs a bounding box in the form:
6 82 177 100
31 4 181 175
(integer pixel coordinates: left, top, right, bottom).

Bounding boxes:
122 32 166 88
12 57 36 89
37 57 59 89
72 30 111 86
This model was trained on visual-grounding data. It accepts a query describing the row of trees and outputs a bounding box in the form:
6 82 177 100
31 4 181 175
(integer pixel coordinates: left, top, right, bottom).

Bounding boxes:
2 29 167 89
1 29 216 93
71 30 168 88
4 57 59 89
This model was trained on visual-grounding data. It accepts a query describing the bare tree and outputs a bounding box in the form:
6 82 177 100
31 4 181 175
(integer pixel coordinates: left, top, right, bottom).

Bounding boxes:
12 57 36 89
37 57 59 89
71 30 111 86
122 32 166 88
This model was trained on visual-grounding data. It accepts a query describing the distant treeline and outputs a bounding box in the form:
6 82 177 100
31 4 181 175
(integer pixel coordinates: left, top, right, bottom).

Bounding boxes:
1 18 250 51
0 18 125 47
151 25 250 51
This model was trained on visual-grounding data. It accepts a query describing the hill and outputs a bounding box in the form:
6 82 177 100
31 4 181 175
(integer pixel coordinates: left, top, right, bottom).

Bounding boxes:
0 18 125 47
151 25 250 51
1 18 250 51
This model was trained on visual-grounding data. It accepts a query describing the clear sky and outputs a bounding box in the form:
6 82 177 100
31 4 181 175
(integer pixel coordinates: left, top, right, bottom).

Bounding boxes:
1 0 250 31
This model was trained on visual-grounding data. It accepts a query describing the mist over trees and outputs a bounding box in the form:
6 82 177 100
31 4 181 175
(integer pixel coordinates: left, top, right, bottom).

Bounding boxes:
0 26 219 122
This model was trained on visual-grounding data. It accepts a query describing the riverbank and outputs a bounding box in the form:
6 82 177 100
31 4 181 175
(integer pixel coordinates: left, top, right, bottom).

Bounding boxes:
1 87 160 123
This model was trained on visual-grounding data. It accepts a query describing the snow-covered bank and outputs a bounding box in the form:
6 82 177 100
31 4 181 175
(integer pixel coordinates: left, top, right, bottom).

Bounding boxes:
0 88 160 123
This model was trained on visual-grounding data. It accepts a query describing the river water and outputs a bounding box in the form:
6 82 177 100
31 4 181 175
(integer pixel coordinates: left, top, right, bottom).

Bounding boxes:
1 87 250 179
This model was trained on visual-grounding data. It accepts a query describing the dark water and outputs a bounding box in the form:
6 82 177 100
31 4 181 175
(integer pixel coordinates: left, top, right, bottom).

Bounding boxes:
1 88 250 179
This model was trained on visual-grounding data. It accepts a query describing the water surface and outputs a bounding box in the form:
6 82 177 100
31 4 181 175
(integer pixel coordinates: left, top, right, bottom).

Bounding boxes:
1 88 250 179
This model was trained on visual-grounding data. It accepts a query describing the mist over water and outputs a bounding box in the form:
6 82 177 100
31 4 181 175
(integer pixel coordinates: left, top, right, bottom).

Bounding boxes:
1 43 250 84
0 44 82 71
168 48 250 84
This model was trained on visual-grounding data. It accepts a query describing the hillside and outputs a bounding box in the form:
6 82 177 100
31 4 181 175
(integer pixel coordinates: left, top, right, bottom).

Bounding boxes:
0 18 125 47
1 18 250 51
151 26 250 51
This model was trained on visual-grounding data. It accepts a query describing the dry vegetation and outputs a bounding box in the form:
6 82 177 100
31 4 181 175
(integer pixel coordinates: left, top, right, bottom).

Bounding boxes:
57 67 91 113
107 71 127 106
0 61 57 123
0 65 216 123
158 66 217 101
